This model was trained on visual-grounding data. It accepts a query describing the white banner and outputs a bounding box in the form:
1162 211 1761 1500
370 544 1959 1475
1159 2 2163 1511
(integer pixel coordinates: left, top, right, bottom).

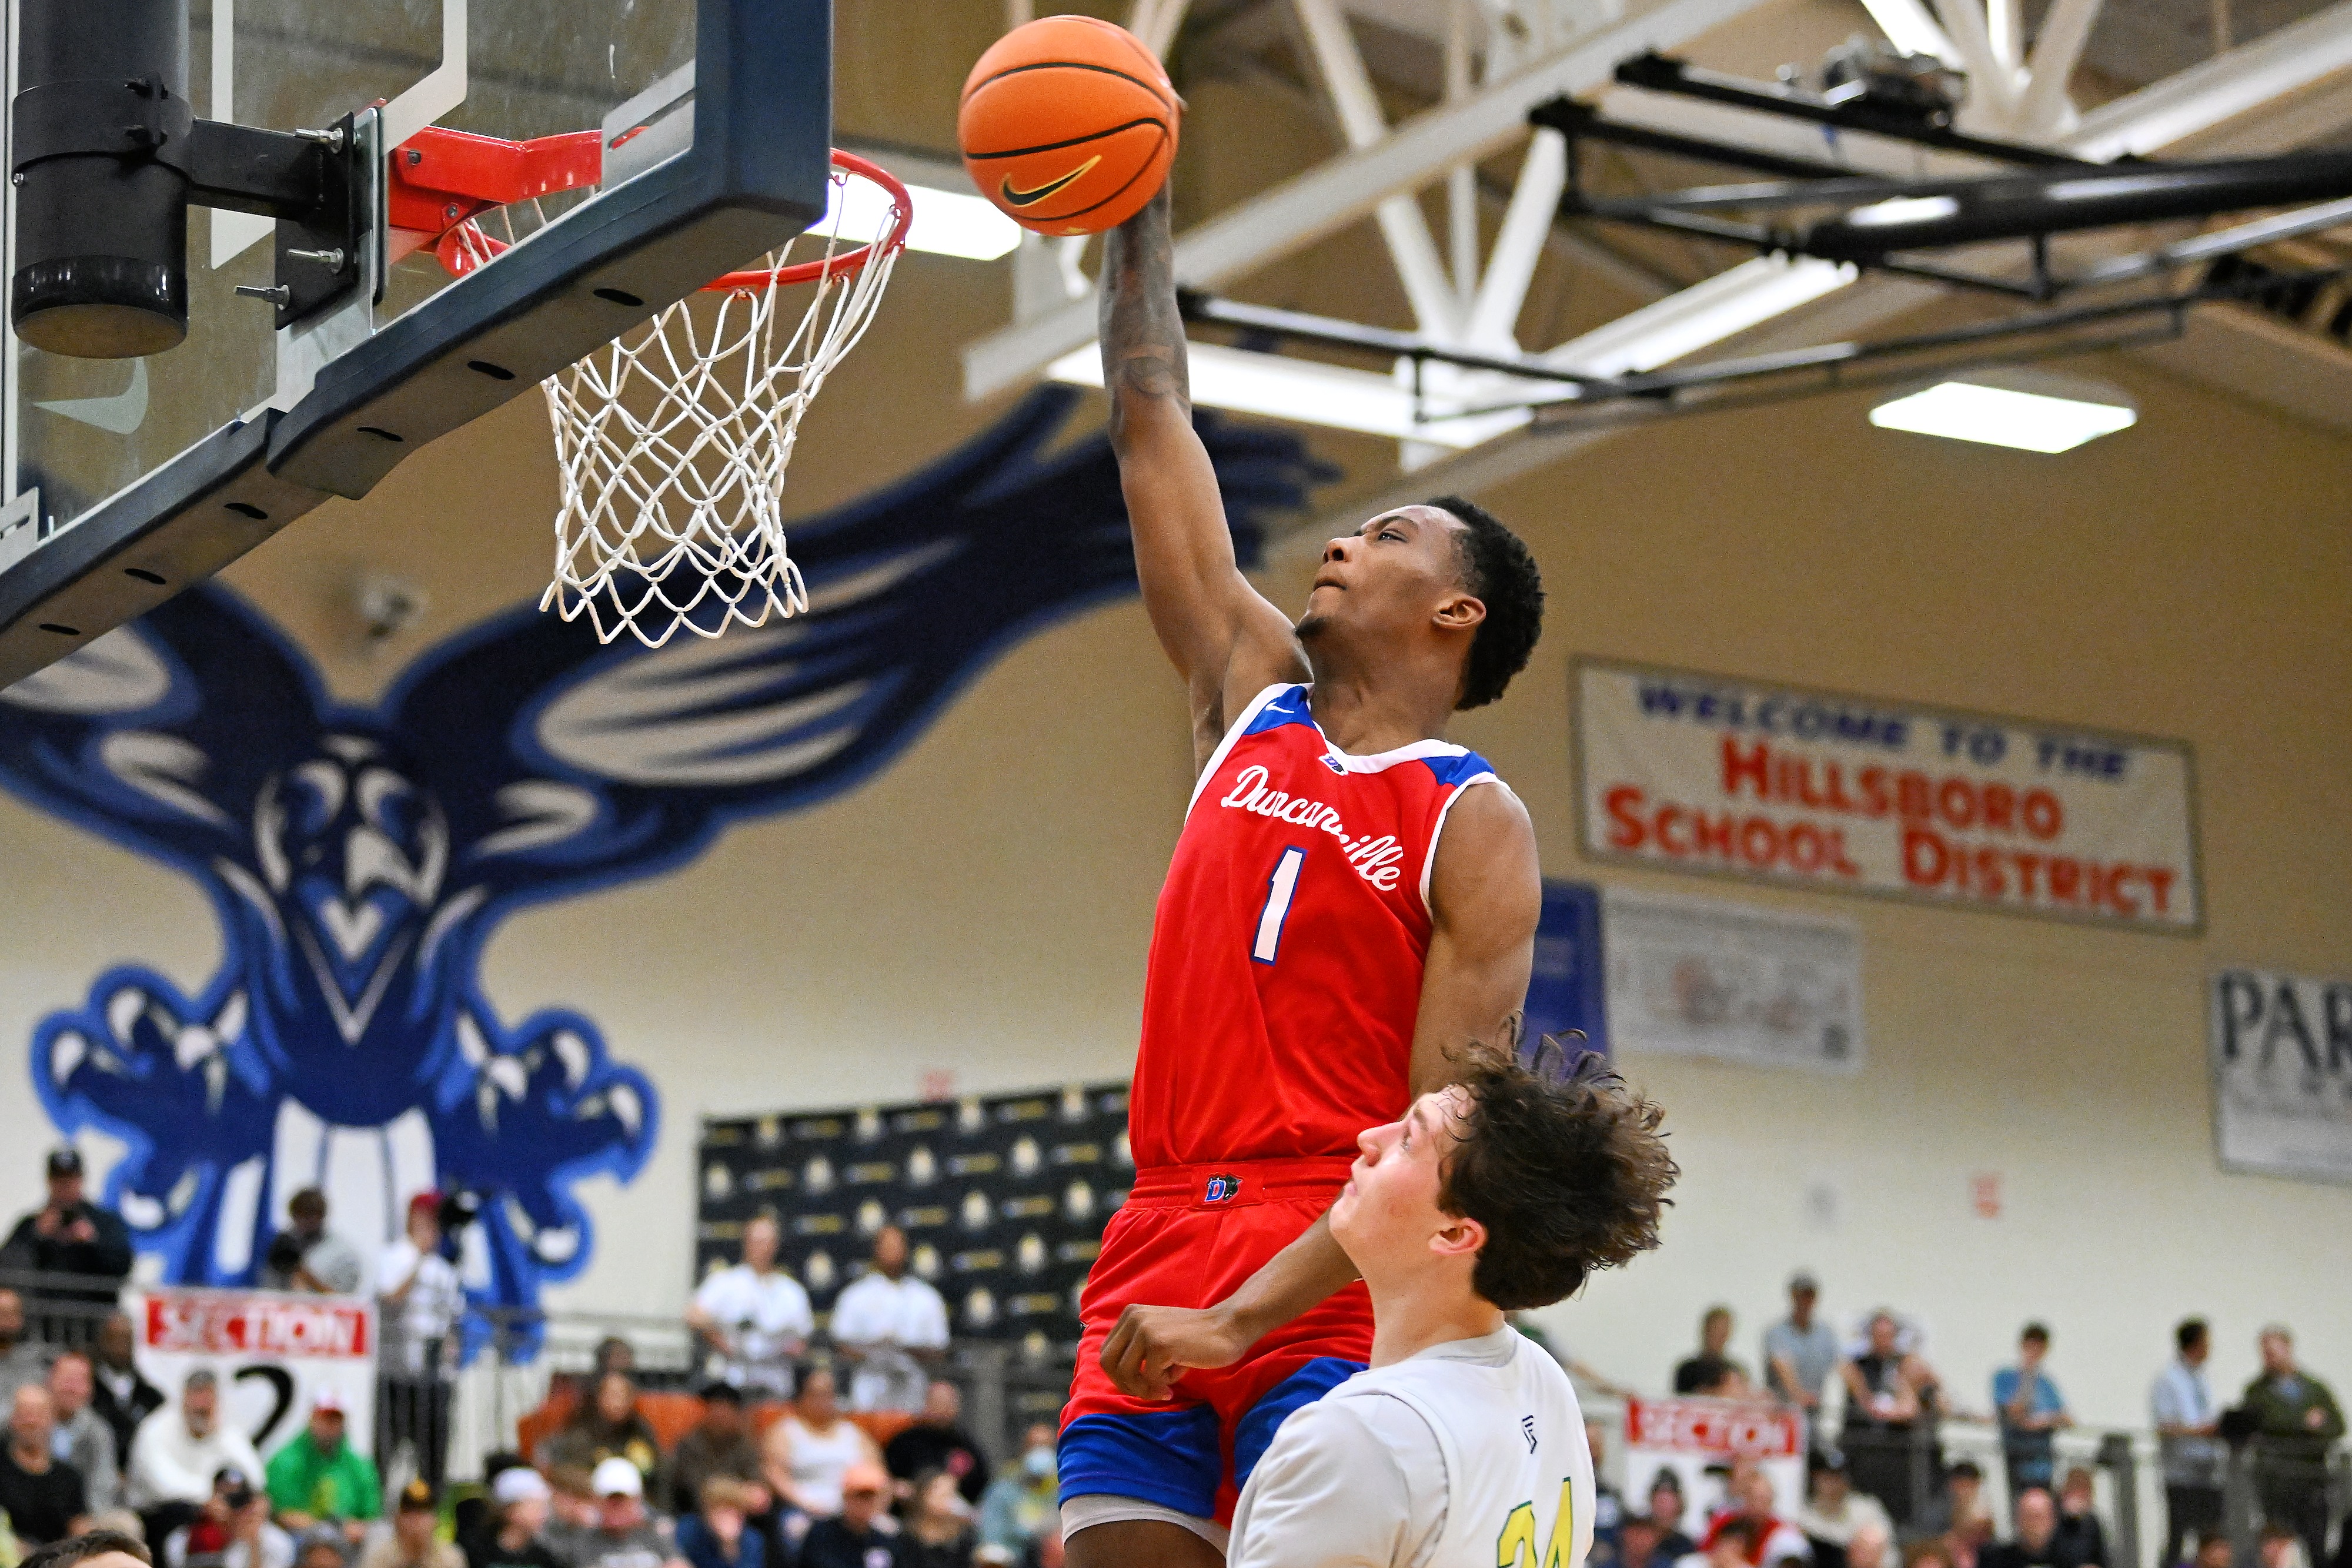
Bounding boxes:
2210 969 2352 1186
132 1288 378 1461
1576 660 2200 932
1624 1396 1808 1519
1604 890 1863 1074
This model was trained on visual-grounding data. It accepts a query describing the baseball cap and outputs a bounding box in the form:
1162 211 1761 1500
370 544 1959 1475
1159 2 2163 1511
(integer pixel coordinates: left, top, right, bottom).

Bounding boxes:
311 1388 347 1415
408 1191 442 1218
492 1468 552 1506
45 1148 82 1178
399 1479 439 1513
592 1457 644 1499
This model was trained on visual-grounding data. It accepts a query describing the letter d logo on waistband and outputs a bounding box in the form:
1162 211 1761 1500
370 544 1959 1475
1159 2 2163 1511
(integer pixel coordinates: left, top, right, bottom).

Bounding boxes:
1202 1174 1240 1203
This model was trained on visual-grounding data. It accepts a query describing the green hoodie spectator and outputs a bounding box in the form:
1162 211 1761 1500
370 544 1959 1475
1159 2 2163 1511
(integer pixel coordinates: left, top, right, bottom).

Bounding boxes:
266 1398 383 1534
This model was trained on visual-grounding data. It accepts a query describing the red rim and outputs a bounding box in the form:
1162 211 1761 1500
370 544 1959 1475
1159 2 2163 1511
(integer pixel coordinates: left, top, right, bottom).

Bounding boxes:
435 149 914 292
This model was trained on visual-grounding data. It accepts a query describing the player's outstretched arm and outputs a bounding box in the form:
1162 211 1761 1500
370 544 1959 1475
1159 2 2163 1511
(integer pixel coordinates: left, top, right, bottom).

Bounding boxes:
1100 185 1307 765
1101 1213 1362 1401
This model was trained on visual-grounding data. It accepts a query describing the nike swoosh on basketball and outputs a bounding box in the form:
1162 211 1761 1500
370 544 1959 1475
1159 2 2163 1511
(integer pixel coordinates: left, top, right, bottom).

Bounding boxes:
1000 155 1102 208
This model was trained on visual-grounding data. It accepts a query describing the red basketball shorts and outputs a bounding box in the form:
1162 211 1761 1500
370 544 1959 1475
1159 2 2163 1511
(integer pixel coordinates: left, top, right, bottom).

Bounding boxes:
1059 1156 1374 1527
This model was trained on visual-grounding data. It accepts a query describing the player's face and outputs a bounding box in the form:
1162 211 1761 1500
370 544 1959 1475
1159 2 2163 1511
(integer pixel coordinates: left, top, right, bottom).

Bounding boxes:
1331 1087 1474 1275
1298 507 1481 647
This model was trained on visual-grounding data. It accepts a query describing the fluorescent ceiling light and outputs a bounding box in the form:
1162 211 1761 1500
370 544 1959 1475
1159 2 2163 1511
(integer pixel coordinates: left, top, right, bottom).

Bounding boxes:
1869 380 2137 452
820 178 1021 262
1047 342 1527 448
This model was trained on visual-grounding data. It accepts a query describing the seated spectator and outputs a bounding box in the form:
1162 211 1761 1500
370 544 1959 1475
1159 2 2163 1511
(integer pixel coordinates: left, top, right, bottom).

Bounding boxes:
2190 1534 2231 1568
2254 1526 2298 1568
92 1316 165 1472
52 1353 124 1515
1905 1542 1956 1568
0 1291 51 1408
760 1368 877 1520
1796 1455 1892 1568
461 1466 567 1568
667 1388 766 1522
883 1385 990 1509
163 1467 293 1568
547 1459 686 1568
676 1480 764 1568
1701 1465 1811 1568
1848 1526 1891 1568
0 1151 132 1311
830 1231 946 1415
1937 1462 1993 1542
261 1192 362 1297
798 1465 900 1568
1 1386 92 1546
542 1375 666 1505
1980 1489 2080 1568
1677 1309 1749 1396
1946 1508 1994 1568
1994 1326 2072 1500
25 1527 155 1568
359 1482 463 1568
686 1218 810 1402
975 1425 1055 1563
264 1392 379 1547
129 1372 265 1544
1620 1517 1669 1568
2053 1469 2107 1568
1647 1473 1698 1562
592 1342 637 1382
897 1470 971 1568
294 1532 347 1568
1689 1517 1764 1568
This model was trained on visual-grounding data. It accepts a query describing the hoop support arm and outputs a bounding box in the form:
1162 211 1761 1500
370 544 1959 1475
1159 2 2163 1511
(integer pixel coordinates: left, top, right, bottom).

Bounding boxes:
386 125 605 263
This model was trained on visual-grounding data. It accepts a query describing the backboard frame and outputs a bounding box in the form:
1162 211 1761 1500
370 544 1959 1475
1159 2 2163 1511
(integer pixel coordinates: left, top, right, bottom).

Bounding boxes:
0 0 834 688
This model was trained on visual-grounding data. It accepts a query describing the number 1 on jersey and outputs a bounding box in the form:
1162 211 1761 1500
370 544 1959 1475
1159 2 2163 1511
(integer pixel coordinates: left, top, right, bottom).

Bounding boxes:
1252 846 1307 964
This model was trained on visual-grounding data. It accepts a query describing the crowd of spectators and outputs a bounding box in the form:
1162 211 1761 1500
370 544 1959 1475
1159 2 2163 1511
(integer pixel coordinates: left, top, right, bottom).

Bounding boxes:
0 1151 2344 1568
1579 1272 2348 1568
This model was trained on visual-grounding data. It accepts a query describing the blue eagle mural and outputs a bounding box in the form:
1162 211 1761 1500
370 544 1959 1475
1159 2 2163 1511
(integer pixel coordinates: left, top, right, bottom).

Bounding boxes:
0 387 1330 1335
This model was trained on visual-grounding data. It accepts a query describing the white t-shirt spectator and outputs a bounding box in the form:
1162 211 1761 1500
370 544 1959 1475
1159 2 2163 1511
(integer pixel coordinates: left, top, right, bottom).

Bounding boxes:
126 1408 266 1509
378 1239 466 1380
693 1264 814 1396
829 1273 948 1414
771 1415 880 1517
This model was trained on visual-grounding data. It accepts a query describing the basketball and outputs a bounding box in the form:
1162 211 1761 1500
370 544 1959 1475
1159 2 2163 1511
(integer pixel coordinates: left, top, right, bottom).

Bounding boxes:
958 16 1180 238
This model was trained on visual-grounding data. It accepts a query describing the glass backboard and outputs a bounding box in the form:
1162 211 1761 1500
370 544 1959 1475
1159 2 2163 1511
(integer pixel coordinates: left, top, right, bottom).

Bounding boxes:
0 0 831 685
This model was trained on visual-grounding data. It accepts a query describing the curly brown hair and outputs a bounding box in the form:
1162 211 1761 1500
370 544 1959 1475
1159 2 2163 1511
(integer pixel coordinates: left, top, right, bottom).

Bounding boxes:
1435 1038 1676 1310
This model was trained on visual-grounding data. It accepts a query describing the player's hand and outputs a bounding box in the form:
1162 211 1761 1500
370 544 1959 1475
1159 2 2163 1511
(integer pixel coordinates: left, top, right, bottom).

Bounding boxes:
1100 1303 1250 1400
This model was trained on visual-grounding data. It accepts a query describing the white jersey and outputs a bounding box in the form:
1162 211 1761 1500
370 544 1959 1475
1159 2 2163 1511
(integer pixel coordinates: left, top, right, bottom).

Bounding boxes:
1230 1326 1593 1568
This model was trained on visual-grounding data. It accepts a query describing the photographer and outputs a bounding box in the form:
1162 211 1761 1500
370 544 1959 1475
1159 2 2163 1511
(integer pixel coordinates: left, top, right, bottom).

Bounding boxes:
262 1192 362 1297
1 1150 133 1309
378 1193 466 1491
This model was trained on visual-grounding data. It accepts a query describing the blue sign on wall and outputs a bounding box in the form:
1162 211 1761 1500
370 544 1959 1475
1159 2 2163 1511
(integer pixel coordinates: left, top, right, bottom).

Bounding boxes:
1524 880 1606 1055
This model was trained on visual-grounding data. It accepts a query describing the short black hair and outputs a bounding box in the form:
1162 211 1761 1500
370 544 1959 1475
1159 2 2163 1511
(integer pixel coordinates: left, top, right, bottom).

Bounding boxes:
2177 1318 2208 1354
2022 1322 2050 1345
1428 494 1542 711
24 1533 152 1568
1436 1041 1676 1310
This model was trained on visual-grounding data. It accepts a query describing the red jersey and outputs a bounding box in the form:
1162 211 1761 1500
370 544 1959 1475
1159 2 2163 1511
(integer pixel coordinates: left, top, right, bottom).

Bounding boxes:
1126 682 1504 1169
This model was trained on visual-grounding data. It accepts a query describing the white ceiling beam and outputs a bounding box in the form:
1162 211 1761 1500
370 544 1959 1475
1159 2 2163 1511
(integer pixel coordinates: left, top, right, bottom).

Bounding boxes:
1290 0 1465 339
2014 0 2103 138
960 0 1778 400
2066 0 2352 159
1938 0 2022 127
1857 0 1956 66
1465 128 1569 350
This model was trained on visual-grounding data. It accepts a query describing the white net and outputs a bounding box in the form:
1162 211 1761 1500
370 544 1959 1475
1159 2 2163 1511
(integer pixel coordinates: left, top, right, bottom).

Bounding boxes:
505 162 907 648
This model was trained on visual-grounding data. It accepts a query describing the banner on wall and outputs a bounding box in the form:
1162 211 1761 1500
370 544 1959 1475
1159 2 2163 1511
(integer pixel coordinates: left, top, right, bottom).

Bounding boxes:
1604 890 1863 1074
1624 1396 1808 1519
2210 969 2352 1185
132 1288 377 1460
1526 881 1608 1055
1576 660 2200 932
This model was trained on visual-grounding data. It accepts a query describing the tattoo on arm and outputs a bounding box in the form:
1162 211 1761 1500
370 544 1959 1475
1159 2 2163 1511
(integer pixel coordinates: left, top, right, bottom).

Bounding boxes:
1099 190 1189 432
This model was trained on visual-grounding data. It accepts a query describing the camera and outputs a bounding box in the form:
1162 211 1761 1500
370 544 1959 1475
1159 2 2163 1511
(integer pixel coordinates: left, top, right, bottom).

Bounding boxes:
265 1229 309 1276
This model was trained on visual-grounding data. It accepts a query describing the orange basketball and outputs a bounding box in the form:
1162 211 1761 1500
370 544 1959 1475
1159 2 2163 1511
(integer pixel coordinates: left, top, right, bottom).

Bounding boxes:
958 16 1180 238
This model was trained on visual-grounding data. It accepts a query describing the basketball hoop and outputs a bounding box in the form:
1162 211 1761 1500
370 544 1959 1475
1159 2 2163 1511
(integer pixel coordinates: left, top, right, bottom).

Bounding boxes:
432 151 913 648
